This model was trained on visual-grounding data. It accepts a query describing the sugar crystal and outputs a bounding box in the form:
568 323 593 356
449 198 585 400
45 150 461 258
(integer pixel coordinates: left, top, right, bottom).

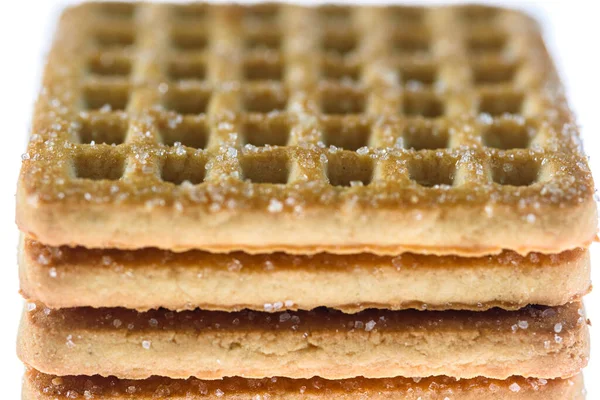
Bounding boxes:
38 253 50 265
518 320 528 329
484 205 493 217
268 199 283 213
280 312 291 322
554 322 563 333
264 261 275 271
554 334 562 343
509 383 521 393
228 259 243 272
356 146 369 155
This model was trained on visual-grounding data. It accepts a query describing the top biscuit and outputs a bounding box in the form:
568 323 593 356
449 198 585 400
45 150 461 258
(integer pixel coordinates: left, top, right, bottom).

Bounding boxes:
16 2 597 254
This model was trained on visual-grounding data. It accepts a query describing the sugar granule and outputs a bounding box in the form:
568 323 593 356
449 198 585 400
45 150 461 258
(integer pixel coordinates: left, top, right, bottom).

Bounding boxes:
517 320 528 329
509 383 521 392
268 198 283 213
365 320 376 332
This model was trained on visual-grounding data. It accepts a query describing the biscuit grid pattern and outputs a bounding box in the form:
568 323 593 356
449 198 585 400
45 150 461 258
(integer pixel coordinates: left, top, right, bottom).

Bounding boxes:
19 2 596 253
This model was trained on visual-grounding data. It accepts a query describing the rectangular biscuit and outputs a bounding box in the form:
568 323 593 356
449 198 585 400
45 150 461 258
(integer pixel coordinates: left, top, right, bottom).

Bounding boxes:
23 369 585 400
18 301 589 381
19 237 591 312
16 2 597 255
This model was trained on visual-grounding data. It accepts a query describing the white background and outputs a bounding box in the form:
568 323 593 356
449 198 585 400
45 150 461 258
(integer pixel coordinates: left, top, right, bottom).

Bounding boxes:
0 0 598 398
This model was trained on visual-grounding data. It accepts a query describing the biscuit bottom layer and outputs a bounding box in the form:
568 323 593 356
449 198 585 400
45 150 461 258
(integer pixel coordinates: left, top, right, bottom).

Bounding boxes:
22 369 585 400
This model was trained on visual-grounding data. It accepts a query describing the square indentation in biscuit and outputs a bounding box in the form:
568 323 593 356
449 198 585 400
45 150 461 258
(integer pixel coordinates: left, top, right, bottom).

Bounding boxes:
322 31 358 56
73 150 125 181
172 4 208 20
319 5 352 24
241 151 289 184
98 2 136 19
245 4 280 23
88 54 132 77
403 92 445 118
389 6 425 24
467 31 507 54
473 62 517 85
171 30 208 51
408 156 456 187
403 121 449 150
83 85 130 111
400 63 438 86
461 5 499 23
482 120 535 149
492 157 539 186
243 59 283 81
479 92 523 116
322 119 371 151
159 118 209 149
321 89 366 115
243 89 287 113
392 32 430 55
245 33 281 51
327 152 373 187
161 153 206 185
242 118 290 147
94 27 135 48
162 88 212 115
78 117 129 145
322 59 360 82
167 58 207 81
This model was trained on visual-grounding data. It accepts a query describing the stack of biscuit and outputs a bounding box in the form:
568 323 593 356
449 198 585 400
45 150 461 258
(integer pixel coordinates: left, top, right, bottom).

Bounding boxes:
16 2 597 399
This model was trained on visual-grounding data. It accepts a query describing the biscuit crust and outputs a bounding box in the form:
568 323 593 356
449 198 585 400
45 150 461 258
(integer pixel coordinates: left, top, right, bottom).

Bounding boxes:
23 369 585 400
19 237 591 312
17 302 589 380
15 3 597 255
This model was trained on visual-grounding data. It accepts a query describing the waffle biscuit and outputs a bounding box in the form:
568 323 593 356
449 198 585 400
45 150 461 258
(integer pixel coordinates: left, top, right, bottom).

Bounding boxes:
23 369 586 400
18 301 589 380
16 3 597 255
19 237 591 312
